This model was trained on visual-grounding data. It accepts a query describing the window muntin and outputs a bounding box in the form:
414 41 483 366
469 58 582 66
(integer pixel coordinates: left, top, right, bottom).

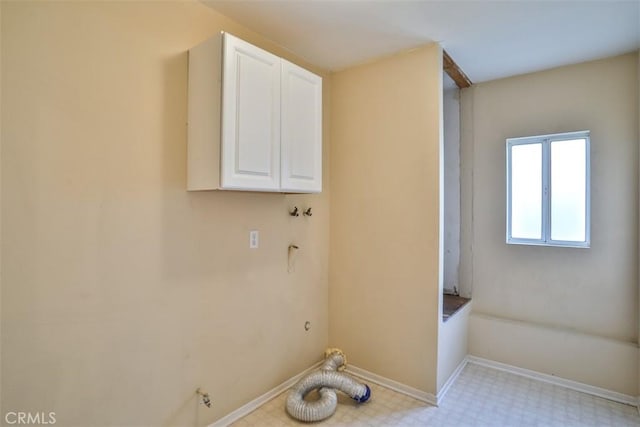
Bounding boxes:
506 131 590 248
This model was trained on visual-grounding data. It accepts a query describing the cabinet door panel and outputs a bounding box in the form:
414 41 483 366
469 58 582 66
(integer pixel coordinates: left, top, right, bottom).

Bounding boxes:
222 33 281 191
281 60 322 193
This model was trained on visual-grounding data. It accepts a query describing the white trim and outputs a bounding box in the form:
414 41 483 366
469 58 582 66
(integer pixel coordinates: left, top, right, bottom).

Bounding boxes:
209 361 323 427
467 355 637 407
506 130 590 248
346 365 437 406
210 354 637 426
436 357 468 403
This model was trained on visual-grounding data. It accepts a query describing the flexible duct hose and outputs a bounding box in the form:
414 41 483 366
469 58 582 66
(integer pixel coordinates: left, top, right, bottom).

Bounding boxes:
286 349 371 422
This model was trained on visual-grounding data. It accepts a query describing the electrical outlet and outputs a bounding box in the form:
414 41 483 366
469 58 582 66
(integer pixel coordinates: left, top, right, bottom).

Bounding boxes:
249 230 259 249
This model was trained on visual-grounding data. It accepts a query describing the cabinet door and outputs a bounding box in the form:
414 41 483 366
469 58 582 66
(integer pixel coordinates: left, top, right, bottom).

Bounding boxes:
280 60 322 193
221 33 281 191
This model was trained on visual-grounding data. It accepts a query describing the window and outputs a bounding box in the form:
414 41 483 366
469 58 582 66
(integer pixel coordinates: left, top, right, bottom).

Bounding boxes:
506 130 590 248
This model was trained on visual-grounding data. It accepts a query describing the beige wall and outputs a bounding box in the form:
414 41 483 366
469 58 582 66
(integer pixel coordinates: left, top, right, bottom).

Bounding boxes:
329 45 442 394
462 53 639 395
0 0 3 410
0 2 330 425
459 86 474 299
443 76 461 295
436 303 470 393
469 312 638 396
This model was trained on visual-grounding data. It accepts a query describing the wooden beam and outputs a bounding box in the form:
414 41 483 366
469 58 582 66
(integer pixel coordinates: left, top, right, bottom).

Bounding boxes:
443 50 472 89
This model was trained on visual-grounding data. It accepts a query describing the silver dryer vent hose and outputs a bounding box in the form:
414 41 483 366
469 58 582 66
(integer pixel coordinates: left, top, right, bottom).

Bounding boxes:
286 349 371 422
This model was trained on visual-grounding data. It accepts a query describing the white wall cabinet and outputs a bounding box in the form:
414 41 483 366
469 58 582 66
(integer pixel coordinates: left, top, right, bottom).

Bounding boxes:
188 32 322 193
221 34 281 191
281 60 323 193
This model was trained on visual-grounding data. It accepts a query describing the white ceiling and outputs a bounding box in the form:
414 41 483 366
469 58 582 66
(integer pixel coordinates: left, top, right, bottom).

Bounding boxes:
204 0 640 84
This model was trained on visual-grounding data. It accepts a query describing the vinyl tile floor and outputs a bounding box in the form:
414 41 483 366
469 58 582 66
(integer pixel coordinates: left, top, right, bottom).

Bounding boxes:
231 362 640 426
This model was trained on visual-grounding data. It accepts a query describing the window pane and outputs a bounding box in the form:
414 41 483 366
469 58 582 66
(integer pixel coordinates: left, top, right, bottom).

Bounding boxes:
511 143 542 239
550 138 586 242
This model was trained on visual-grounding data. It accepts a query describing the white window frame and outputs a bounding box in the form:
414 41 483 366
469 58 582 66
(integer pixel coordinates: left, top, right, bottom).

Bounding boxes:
506 130 591 248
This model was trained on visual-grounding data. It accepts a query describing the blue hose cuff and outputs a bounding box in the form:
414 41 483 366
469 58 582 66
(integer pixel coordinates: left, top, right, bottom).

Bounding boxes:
354 384 371 403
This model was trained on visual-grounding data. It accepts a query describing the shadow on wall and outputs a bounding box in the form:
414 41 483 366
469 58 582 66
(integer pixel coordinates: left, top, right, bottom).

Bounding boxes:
160 52 287 282
156 47 328 424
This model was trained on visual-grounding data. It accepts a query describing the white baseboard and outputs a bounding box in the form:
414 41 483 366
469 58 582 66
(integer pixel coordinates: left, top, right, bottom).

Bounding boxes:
209 361 322 427
467 355 638 407
346 365 437 406
211 354 637 426
436 357 468 403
